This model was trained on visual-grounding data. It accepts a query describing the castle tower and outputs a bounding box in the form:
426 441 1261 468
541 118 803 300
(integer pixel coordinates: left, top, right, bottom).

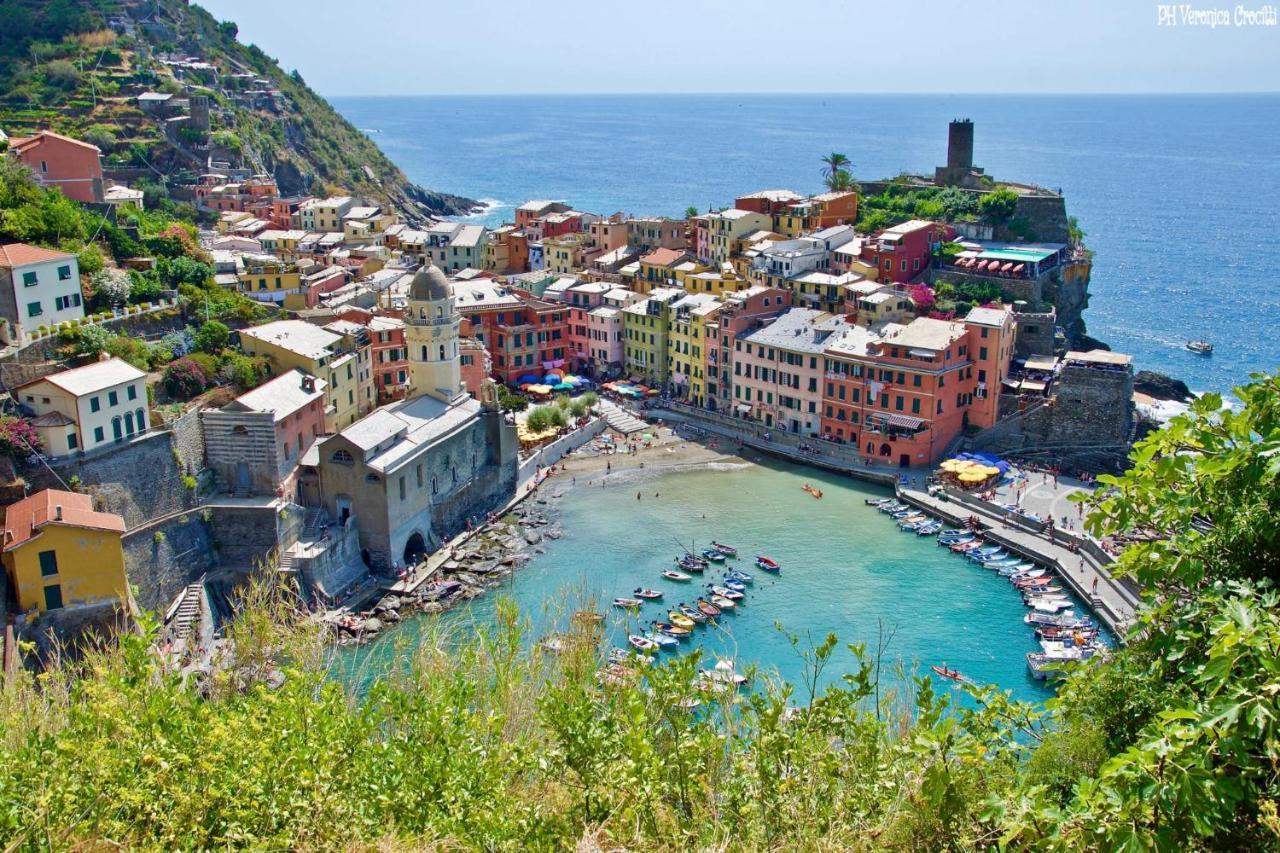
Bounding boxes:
404 265 462 403
947 119 974 171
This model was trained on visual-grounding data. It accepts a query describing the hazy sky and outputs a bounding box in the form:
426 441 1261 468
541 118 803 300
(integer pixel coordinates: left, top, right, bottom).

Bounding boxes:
196 0 1279 96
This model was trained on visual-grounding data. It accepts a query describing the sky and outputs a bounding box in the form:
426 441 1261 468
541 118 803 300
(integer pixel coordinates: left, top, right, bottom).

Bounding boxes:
196 0 1279 96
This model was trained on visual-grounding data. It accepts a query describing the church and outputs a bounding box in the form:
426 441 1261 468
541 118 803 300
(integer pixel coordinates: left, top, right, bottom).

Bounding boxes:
311 266 518 569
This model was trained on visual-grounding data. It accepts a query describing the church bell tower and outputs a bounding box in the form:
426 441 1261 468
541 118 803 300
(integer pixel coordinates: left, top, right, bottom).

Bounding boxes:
404 265 462 403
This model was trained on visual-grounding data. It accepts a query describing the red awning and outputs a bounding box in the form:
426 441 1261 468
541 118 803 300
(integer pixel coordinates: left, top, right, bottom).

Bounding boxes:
885 413 925 430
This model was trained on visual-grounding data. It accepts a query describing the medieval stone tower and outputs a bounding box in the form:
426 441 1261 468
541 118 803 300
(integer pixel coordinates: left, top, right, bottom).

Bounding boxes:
405 265 462 403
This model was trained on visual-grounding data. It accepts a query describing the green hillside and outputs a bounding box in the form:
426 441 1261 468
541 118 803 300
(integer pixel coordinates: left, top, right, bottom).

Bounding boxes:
0 0 477 219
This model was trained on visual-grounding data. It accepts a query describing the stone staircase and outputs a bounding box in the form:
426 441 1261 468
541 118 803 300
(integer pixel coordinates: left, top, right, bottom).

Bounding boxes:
170 582 203 641
278 548 297 574
303 507 329 540
600 401 649 434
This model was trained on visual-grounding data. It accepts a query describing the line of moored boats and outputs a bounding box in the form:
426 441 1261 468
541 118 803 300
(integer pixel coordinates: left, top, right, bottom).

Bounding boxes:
594 541 784 691
866 497 1107 682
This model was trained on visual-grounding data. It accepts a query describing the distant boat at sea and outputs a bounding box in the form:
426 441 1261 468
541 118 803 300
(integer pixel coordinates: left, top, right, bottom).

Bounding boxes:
1186 339 1213 355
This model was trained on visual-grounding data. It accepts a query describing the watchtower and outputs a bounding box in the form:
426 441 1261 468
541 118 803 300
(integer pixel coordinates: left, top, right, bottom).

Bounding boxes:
947 119 974 171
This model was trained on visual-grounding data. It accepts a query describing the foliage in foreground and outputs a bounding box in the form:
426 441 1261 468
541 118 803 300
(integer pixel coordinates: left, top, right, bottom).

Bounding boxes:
1 374 1279 849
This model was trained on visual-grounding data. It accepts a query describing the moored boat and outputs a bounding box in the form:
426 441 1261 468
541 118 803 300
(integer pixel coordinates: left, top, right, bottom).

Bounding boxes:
865 497 895 507
613 597 643 609
755 555 781 572
701 548 727 563
708 584 743 600
725 570 754 584
721 577 747 592
877 501 906 513
662 569 693 582
710 594 737 610
1025 610 1086 628
916 522 943 535
676 556 707 573
652 620 691 639
668 611 695 629
711 541 738 556
696 599 722 617
634 587 663 600
678 604 708 624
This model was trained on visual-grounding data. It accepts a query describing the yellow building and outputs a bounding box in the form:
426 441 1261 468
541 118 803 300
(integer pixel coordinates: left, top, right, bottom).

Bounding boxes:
636 248 690 295
237 256 303 304
239 319 373 431
667 293 720 407
622 287 682 383
680 268 748 296
2 489 128 614
704 209 772 267
543 233 596 275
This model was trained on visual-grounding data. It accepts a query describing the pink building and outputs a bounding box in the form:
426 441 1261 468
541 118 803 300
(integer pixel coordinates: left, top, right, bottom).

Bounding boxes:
9 131 103 203
706 285 792 413
585 288 636 376
732 308 849 435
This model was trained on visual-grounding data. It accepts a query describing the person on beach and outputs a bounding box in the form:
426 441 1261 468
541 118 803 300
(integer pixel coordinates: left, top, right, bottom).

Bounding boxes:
637 492 641 501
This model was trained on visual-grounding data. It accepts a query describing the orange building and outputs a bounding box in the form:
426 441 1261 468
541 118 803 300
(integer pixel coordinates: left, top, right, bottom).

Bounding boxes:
9 132 104 203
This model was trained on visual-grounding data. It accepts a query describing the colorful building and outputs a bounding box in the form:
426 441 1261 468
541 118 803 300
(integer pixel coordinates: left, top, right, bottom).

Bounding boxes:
705 285 793 413
8 131 104 203
861 219 954 283
239 319 372 431
1 489 127 615
622 287 682 383
16 357 149 457
733 309 849 434
667 293 721 407
237 255 302 303
0 242 84 343
703 209 773 267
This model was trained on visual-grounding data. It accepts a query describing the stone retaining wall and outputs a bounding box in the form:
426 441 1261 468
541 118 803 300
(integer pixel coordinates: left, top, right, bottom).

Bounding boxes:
122 510 218 613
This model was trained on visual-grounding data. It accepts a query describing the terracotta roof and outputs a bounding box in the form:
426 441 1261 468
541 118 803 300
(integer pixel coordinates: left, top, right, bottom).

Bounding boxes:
640 248 685 267
2 489 125 552
9 130 101 154
0 242 74 269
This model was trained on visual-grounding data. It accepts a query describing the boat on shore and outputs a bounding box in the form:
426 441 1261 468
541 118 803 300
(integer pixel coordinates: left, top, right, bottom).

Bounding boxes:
710 541 738 556
662 569 692 582
755 555 781 572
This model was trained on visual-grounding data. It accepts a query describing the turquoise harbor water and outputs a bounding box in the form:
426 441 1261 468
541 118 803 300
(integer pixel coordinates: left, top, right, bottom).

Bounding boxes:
333 93 1280 396
336 458 1076 703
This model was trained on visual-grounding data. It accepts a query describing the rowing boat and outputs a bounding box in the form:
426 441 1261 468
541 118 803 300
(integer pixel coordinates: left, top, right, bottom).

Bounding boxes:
613 597 643 609
662 570 692 582
755 555 781 572
634 588 663 600
667 611 695 629
711 541 739 556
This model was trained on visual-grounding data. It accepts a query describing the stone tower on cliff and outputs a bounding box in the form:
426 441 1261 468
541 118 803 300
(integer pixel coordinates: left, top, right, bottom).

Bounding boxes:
404 265 462 403
935 119 986 188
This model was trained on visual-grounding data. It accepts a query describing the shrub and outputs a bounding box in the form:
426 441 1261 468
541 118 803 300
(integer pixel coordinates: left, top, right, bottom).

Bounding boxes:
163 358 208 399
219 352 268 391
579 391 599 410
978 187 1019 223
43 59 80 89
498 387 528 413
193 320 230 354
77 243 104 276
152 531 166 544
0 416 41 458
186 352 221 379
89 268 132 307
181 475 197 491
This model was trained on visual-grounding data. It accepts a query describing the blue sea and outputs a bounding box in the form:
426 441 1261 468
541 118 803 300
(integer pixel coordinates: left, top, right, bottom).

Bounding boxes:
335 457 1095 704
332 93 1280 395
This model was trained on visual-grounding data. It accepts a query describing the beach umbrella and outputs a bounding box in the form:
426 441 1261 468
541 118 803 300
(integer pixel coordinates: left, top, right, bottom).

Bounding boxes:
519 373 540 385
543 374 560 385
553 382 573 391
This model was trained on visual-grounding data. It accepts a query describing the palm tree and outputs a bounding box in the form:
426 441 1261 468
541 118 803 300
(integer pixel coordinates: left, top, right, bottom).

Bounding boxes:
821 153 852 190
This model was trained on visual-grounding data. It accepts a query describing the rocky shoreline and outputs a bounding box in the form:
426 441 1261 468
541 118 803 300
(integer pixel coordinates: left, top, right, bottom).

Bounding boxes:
326 492 567 646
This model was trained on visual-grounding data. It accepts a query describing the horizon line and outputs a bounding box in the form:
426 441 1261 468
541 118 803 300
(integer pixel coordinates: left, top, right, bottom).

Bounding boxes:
322 89 1280 99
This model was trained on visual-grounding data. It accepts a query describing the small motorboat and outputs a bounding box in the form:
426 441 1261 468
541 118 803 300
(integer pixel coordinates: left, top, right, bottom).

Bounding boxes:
678 604 708 624
802 484 823 499
755 556 781 572
721 577 747 592
997 563 1037 576
711 541 738 557
701 548 727 563
708 584 743 601
613 597 644 609
652 621 691 639
916 522 943 536
897 515 928 529
1186 339 1213 355
634 587 664 600
725 570 754 584
950 541 984 553
710 594 737 610
891 508 918 519
662 569 693 582
930 664 969 683
1025 611 1086 628
1029 598 1074 614
865 497 895 507
668 611 696 629
700 659 749 687
1036 625 1099 641
676 556 707 573
572 610 604 625
696 599 722 617
646 632 678 649
538 634 568 653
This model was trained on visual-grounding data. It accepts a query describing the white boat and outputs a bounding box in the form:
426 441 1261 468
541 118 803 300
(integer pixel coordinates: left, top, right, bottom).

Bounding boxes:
708 584 743 600
1025 610 1085 627
1029 598 1074 614
613 597 644 609
1186 339 1213 355
699 659 750 688
627 634 658 652
645 632 678 649
710 594 737 610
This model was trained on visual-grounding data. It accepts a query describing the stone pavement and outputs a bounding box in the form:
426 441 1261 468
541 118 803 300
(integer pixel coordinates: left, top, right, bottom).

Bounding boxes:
992 469 1094 537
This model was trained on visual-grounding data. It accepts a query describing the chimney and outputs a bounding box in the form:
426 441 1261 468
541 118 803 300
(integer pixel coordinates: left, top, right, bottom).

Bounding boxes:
98 351 112 362
302 374 315 392
54 505 63 521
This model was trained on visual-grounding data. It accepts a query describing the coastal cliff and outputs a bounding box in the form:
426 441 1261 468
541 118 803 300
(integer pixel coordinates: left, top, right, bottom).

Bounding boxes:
0 0 478 220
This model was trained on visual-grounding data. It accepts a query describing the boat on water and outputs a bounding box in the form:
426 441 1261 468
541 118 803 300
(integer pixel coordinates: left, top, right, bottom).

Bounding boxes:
667 611 696 629
1025 610 1086 628
538 634 569 653
897 515 928 529
1186 339 1213 355
755 555 781 572
676 556 707 573
1029 598 1075 614
802 484 824 499
1027 645 1100 680
891 508 918 519
700 659 750 687
597 663 637 686
916 522 943 536
696 599 722 617
646 632 678 649
997 563 1037 576
877 501 906 513
572 610 604 625
662 569 693 582
710 594 737 610
701 548 727 563
1036 625 1099 641
930 664 970 683
634 587 663 600
710 541 738 556
865 497 896 507
627 634 658 652
678 604 708 624
721 577 747 592
613 597 644 609
725 569 754 584
652 621 691 639
708 584 743 600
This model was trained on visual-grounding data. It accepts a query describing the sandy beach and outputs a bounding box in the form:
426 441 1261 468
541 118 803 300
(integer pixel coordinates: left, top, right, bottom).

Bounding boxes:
545 423 753 488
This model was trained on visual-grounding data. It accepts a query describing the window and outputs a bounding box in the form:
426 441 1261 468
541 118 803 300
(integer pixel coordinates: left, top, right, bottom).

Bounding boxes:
26 301 42 317
331 449 354 465
127 385 137 401
43 584 63 611
38 550 58 577
399 476 406 501
93 426 104 443
22 271 37 287
416 463 423 488
58 265 71 281
90 396 101 413
979 347 988 360
108 390 118 407
67 432 77 450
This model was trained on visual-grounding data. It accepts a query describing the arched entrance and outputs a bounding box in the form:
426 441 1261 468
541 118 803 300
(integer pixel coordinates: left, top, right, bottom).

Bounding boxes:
403 532 428 566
